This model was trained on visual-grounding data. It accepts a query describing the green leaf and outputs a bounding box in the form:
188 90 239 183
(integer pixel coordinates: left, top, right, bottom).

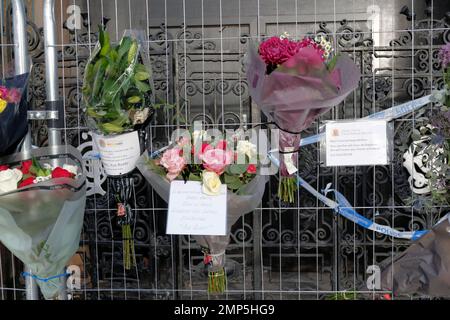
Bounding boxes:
92 57 108 97
127 96 141 104
117 37 132 60
227 164 248 175
134 79 151 93
327 53 340 71
134 71 150 81
127 40 138 64
100 122 125 134
98 26 111 57
188 173 202 182
224 173 243 190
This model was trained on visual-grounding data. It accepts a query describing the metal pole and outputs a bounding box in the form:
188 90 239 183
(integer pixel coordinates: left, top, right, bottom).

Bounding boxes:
43 0 63 147
43 0 67 300
11 0 38 301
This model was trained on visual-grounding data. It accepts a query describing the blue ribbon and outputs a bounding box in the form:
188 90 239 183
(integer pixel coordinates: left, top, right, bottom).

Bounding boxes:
21 271 71 283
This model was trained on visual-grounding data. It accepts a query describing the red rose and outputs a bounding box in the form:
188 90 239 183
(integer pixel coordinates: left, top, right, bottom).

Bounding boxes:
0 165 9 171
20 160 32 174
19 177 35 188
51 167 74 179
216 140 227 150
247 164 257 174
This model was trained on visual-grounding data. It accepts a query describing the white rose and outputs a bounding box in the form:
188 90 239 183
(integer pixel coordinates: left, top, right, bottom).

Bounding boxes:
237 140 257 160
193 130 208 143
202 171 222 196
63 164 78 176
0 169 23 194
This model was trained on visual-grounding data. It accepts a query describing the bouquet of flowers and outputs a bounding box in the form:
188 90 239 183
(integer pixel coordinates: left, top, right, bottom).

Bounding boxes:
137 129 268 293
0 145 86 299
245 34 361 202
82 26 155 270
0 72 29 156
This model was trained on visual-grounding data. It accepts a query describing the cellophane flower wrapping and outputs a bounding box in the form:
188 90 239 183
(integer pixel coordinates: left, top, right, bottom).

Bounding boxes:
0 146 86 299
136 152 268 270
245 41 361 176
0 73 30 156
82 28 154 135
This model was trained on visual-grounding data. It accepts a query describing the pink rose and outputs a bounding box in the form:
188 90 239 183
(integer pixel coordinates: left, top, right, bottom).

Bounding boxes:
201 148 233 175
0 86 7 99
160 148 186 181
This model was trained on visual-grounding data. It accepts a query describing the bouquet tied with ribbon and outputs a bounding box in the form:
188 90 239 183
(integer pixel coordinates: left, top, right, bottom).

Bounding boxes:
137 129 268 293
245 34 361 202
0 145 86 299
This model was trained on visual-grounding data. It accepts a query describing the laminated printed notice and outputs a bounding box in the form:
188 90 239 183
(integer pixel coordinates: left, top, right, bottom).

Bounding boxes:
323 120 390 167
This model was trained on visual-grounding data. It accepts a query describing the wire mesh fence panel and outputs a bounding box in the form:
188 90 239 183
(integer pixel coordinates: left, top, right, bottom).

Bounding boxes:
0 0 449 300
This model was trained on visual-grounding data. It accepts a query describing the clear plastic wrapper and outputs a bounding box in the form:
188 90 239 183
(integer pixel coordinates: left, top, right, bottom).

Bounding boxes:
0 72 30 156
82 28 154 135
136 152 268 291
0 145 86 299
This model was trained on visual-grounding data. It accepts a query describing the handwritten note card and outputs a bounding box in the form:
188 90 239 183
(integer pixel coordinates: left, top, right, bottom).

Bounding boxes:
166 181 227 235
324 120 389 166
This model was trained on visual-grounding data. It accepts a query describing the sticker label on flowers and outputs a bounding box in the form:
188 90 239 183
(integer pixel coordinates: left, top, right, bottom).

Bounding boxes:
92 131 141 176
166 181 227 236
322 120 391 167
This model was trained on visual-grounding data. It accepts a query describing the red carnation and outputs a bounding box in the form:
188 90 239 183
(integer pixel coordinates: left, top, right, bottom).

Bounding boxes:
20 160 32 174
19 177 35 188
259 36 301 67
0 165 9 171
247 164 257 174
51 167 74 179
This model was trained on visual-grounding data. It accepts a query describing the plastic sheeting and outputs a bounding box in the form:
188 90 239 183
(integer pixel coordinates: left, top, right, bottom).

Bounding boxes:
0 73 29 156
0 145 86 299
379 214 450 298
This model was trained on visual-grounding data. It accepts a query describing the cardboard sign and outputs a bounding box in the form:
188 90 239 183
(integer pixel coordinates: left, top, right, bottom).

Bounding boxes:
166 181 227 236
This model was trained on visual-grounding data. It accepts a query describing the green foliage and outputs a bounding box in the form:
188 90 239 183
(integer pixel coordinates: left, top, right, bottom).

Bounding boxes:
82 26 153 135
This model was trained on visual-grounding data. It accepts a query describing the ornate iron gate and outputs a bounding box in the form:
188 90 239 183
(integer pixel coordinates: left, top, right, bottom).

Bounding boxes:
0 0 449 299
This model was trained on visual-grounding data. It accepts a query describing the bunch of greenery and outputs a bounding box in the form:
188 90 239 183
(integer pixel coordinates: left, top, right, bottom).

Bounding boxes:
82 26 153 134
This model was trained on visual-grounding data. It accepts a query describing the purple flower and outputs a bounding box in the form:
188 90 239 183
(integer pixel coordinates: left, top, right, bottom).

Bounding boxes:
439 43 450 68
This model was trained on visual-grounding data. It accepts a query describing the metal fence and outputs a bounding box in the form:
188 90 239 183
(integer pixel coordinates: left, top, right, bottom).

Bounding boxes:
0 0 449 300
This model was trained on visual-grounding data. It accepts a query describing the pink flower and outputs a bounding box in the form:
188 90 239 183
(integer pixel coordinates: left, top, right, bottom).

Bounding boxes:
201 148 233 175
6 88 21 104
439 43 450 68
259 36 301 67
0 86 7 99
259 36 325 69
160 148 186 181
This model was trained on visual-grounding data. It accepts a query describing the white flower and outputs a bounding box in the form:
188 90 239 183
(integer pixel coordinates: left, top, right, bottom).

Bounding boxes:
33 175 52 183
192 130 208 143
63 164 78 176
0 169 23 194
202 171 222 196
236 140 257 160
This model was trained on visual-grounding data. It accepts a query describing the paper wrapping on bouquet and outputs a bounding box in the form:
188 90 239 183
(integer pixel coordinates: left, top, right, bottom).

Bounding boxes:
92 131 142 176
0 73 30 156
0 145 86 299
379 214 450 297
136 152 268 270
245 42 361 175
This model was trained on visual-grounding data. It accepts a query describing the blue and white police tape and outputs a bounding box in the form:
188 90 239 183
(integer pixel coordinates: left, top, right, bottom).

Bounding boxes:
267 153 429 241
298 94 432 147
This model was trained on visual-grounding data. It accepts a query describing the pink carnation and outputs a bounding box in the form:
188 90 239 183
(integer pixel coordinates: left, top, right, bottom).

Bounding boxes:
259 36 325 69
259 36 301 67
160 148 186 181
201 148 233 175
